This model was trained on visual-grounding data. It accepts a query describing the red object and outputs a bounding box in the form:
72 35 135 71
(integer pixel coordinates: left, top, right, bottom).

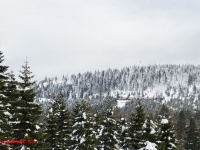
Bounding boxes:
28 139 34 145
5 139 26 145
3 139 34 145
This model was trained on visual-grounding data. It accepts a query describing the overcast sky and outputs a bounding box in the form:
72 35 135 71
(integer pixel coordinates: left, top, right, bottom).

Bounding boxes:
1 1 200 81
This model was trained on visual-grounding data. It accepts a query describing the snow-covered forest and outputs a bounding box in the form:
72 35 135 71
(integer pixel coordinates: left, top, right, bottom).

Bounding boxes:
36 64 200 114
36 64 200 102
43 95 179 150
1 50 200 150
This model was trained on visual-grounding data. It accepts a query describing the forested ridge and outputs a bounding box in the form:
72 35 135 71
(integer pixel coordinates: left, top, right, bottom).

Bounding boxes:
1 50 200 150
36 64 200 102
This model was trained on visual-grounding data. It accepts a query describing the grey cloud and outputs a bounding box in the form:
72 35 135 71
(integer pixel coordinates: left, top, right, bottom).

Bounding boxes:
1 0 200 80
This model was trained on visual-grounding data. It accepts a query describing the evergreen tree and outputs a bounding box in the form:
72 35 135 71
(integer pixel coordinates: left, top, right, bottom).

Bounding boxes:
155 115 166 150
160 118 179 150
98 99 117 150
160 104 169 117
127 101 146 149
56 93 72 149
71 100 97 150
93 104 102 147
46 99 59 150
159 106 179 150
5 71 20 150
17 60 43 149
176 110 186 148
185 117 200 150
116 117 129 150
143 115 158 144
0 52 10 149
33 123 51 150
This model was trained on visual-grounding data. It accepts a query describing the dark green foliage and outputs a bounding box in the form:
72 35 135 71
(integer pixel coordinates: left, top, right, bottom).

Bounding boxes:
0 51 9 79
71 101 83 149
0 52 10 149
0 51 9 134
116 117 129 149
185 117 200 150
98 99 117 150
159 106 179 150
5 71 21 149
176 110 186 148
71 100 97 150
159 117 179 150
157 142 166 150
143 116 158 144
56 93 72 149
46 100 59 149
160 104 170 117
33 123 51 150
93 104 102 147
17 60 43 148
127 101 146 149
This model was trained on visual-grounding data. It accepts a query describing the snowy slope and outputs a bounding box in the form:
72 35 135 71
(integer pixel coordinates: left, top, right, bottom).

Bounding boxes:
35 65 200 104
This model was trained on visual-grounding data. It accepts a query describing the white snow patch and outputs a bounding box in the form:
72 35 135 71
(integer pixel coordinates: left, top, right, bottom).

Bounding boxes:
82 112 87 119
140 141 157 150
36 125 40 130
4 111 11 116
161 119 169 124
49 108 53 113
117 100 130 108
150 128 156 134
80 137 85 143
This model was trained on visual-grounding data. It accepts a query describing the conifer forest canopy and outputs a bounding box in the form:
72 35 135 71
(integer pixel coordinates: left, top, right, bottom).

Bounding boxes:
0 51 200 149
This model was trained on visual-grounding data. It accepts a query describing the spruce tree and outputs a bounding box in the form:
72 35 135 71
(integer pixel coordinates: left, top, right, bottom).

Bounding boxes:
70 100 82 149
143 115 159 144
159 106 179 150
71 100 97 150
93 104 102 147
116 117 129 149
5 71 20 150
185 117 200 150
33 123 51 150
56 93 72 149
160 104 169 117
176 110 186 148
155 115 166 150
159 117 179 150
0 51 9 140
6 71 19 135
46 99 59 150
79 101 98 150
98 99 117 150
127 101 146 149
17 60 43 149
0 52 10 149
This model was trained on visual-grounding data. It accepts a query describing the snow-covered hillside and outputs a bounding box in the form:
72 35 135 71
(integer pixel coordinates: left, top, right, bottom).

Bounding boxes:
35 64 200 103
